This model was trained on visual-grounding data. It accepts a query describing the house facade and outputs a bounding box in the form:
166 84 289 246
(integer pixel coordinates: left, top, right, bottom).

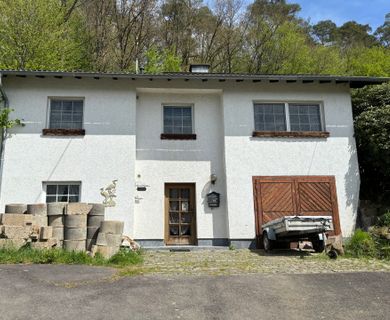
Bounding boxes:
0 69 386 248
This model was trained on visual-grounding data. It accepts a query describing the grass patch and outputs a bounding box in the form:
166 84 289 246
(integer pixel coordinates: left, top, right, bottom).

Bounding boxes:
345 229 390 260
108 248 143 266
345 229 377 258
0 245 143 267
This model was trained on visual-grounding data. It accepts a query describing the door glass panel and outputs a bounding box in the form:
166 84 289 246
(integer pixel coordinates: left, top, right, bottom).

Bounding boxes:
181 189 190 199
169 212 179 223
170 201 179 211
180 225 191 236
181 212 191 223
181 201 189 212
169 225 179 236
169 189 179 199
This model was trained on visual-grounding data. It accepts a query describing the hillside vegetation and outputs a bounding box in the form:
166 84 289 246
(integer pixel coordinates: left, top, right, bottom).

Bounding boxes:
0 0 388 76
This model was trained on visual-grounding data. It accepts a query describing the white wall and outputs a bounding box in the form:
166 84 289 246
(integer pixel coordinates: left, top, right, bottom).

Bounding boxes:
1 77 137 235
222 82 359 238
1 76 360 242
134 90 228 240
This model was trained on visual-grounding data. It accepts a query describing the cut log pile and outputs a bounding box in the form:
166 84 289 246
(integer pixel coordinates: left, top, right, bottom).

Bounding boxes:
0 202 137 259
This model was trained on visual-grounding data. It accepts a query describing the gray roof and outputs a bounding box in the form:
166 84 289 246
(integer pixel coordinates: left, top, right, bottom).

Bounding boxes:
0 69 388 88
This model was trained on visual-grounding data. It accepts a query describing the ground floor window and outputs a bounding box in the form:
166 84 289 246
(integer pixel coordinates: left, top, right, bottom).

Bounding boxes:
45 183 81 203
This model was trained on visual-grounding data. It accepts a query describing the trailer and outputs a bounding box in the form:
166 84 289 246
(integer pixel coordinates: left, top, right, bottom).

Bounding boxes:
261 215 334 252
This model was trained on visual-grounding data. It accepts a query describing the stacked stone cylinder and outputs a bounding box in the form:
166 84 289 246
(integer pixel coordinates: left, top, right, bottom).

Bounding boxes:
27 203 48 226
92 221 124 259
86 203 105 250
63 203 92 252
47 203 66 247
1 203 55 249
1 202 124 255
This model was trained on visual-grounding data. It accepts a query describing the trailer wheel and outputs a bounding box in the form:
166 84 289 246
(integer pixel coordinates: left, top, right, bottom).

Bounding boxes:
263 231 274 252
311 238 325 253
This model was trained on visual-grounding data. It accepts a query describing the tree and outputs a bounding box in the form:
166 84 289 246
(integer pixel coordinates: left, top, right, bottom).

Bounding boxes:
81 0 157 72
144 46 181 73
337 21 378 49
375 13 390 47
311 20 338 45
346 46 390 77
244 0 303 73
352 83 390 203
0 0 388 76
160 0 205 67
111 0 157 71
210 0 246 73
0 0 89 70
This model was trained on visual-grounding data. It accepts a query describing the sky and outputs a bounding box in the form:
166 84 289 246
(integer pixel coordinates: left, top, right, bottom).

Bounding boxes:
205 0 390 31
286 0 390 31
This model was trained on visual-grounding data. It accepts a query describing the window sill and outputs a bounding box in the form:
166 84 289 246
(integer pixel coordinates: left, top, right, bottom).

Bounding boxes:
252 131 330 138
161 133 197 140
42 129 85 136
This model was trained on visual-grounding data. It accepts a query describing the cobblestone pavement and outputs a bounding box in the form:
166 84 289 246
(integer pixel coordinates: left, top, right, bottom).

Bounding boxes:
133 249 390 276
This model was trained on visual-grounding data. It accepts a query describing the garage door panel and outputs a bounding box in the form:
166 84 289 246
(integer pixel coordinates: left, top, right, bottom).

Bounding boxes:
298 182 333 213
260 182 295 212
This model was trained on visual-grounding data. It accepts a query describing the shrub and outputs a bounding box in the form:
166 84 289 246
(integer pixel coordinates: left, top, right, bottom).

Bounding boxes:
345 229 377 258
377 211 390 227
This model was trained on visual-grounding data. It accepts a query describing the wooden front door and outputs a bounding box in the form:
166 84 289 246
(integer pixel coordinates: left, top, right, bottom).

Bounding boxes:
165 183 196 245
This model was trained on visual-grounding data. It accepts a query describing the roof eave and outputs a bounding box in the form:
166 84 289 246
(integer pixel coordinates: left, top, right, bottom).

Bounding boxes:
0 70 388 88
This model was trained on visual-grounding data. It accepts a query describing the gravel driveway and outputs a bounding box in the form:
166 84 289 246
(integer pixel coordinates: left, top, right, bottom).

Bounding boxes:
136 249 390 276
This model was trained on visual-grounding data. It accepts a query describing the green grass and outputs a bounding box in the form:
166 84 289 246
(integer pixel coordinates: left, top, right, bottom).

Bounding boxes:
0 246 143 267
344 229 390 260
345 229 377 258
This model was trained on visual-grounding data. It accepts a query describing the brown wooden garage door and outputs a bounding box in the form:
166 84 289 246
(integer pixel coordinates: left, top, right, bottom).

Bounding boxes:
253 176 341 244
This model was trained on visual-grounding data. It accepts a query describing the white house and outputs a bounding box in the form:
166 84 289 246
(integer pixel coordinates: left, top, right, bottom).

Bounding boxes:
0 68 387 248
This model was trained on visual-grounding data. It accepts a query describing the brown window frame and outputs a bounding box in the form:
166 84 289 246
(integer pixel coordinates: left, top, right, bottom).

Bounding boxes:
161 104 196 140
252 101 329 138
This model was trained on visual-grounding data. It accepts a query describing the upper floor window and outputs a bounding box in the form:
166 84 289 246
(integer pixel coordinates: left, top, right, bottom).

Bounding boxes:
254 102 324 132
289 104 322 131
49 99 83 130
254 103 287 131
45 183 80 203
163 105 193 134
253 102 327 138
